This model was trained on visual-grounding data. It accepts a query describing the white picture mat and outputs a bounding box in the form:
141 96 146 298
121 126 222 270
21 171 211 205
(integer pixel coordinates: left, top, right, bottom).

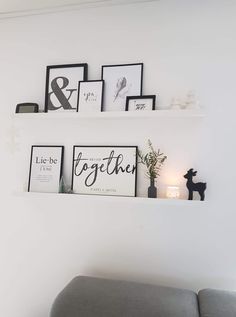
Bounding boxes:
128 98 154 111
78 81 103 112
102 64 142 111
48 67 85 112
29 147 63 193
72 147 137 196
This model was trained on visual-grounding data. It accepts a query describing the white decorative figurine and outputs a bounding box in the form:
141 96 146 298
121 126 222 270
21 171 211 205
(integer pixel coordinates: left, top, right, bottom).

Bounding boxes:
184 90 200 110
169 97 182 110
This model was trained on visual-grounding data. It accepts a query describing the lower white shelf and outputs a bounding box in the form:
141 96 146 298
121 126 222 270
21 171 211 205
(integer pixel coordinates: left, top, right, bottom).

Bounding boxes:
14 192 206 206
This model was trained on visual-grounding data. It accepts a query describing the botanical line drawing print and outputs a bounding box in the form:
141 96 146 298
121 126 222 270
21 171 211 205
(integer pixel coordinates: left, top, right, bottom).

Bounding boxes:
114 77 131 102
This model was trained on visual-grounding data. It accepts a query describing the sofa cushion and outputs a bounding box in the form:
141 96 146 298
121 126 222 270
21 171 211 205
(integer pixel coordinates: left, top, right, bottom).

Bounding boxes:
51 276 200 317
198 288 236 317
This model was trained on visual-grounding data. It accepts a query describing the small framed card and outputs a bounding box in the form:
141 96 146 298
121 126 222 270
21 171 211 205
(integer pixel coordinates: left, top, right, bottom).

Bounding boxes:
28 146 64 193
72 146 138 197
77 80 104 112
126 95 156 111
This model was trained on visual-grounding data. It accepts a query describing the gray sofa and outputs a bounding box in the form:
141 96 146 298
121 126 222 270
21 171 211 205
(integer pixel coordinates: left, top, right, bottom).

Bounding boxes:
50 276 236 317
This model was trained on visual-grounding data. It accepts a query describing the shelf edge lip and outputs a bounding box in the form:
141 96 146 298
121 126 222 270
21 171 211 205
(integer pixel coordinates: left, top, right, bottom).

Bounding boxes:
13 191 207 204
12 109 205 120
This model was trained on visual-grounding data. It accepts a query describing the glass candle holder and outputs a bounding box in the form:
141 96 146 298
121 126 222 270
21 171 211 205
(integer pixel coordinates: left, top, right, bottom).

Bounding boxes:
166 186 180 199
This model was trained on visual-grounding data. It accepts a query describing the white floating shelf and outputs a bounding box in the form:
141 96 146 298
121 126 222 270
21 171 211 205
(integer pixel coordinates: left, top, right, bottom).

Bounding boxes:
13 109 205 120
14 192 206 206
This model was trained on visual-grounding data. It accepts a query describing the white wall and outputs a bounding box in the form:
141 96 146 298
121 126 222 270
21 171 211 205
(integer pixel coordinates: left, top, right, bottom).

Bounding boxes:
0 0 236 316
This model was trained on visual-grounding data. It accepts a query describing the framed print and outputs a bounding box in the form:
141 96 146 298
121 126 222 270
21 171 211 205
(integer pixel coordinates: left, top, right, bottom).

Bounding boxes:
126 95 156 111
28 146 64 193
72 146 138 197
45 63 88 112
77 80 104 112
101 63 143 112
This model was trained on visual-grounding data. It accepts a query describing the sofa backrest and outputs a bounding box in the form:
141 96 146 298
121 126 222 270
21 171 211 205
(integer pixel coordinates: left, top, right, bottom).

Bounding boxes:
51 276 200 317
198 288 236 317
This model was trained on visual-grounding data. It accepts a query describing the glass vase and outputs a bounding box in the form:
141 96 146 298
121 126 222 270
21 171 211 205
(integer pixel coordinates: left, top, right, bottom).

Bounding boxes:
148 178 157 198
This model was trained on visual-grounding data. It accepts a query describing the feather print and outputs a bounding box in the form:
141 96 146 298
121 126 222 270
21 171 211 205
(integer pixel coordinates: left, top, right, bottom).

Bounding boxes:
114 77 127 101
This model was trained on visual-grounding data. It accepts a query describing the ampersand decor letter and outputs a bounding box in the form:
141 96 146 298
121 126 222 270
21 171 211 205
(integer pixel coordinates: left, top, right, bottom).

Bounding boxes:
48 77 77 110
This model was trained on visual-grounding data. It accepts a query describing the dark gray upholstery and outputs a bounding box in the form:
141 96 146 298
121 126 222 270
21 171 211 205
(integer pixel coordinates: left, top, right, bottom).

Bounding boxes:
51 276 199 317
198 288 236 317
51 276 236 317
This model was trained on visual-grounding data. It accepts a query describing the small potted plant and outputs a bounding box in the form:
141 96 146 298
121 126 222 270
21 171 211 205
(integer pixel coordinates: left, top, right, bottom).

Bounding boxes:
138 140 167 198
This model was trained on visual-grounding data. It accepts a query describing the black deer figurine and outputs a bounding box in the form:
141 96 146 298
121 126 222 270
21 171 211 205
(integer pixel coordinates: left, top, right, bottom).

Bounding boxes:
184 169 207 201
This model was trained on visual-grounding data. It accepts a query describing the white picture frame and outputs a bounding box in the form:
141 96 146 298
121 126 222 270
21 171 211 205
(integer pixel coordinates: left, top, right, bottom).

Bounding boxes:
77 80 104 112
101 63 143 111
28 146 64 193
72 146 138 197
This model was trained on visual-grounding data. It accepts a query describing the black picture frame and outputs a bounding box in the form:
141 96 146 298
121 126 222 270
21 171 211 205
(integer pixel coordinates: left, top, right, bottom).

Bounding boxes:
28 145 64 193
77 80 104 112
101 63 143 112
44 63 88 112
126 95 156 111
71 145 138 197
15 103 39 113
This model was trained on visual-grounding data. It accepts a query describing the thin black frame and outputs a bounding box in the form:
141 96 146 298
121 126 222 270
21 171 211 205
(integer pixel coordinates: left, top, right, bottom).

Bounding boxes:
77 80 104 112
126 95 156 111
71 145 138 197
28 145 64 192
44 63 88 112
16 103 39 113
101 63 144 112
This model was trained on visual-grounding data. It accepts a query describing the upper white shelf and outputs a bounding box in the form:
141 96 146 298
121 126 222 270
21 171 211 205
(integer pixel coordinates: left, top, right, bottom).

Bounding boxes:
13 109 205 120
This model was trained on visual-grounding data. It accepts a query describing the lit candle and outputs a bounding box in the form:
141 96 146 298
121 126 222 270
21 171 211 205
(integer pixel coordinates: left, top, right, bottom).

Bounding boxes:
166 186 180 199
